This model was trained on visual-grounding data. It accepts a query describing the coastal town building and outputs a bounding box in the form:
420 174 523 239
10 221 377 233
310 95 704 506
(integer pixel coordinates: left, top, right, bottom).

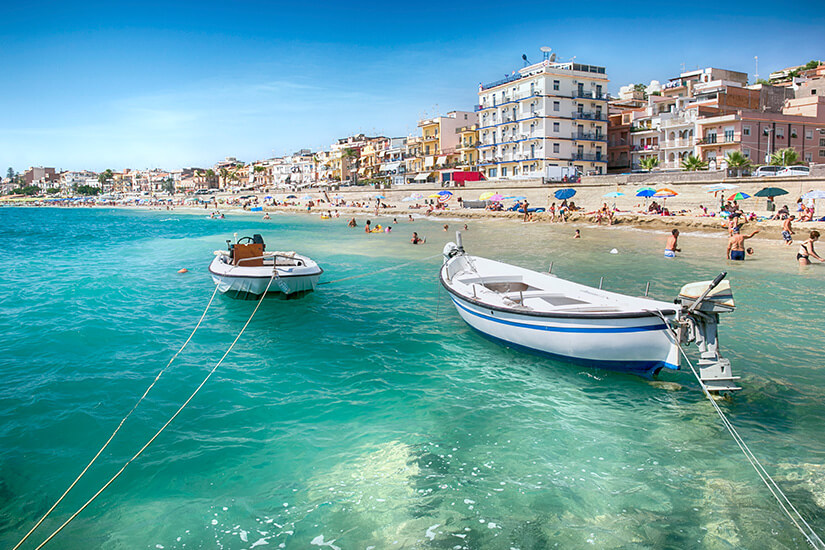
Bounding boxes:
413 111 477 182
456 124 480 170
23 167 58 189
476 59 609 179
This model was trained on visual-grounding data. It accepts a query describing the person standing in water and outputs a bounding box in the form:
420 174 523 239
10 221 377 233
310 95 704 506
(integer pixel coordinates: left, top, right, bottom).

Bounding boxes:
797 230 824 265
664 229 681 258
726 226 759 261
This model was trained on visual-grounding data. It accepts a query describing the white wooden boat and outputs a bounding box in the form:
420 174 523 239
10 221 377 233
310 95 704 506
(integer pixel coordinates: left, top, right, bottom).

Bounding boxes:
209 234 322 298
441 234 739 390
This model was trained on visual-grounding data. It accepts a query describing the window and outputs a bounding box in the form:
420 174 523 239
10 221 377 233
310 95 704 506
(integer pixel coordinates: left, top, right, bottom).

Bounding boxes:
791 128 798 139
501 166 507 177
805 152 813 162
553 143 560 153
776 127 784 138
553 122 560 132
743 147 751 158
489 168 497 177
553 101 560 111
806 130 813 140
724 127 735 142
821 138 825 147
743 125 751 136
553 80 560 91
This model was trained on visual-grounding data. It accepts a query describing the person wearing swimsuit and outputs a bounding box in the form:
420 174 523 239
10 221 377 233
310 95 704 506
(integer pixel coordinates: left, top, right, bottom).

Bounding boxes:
798 230 824 266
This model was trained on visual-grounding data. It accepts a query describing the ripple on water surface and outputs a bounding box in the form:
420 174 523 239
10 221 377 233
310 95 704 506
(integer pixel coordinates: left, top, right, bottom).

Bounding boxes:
0 207 824 549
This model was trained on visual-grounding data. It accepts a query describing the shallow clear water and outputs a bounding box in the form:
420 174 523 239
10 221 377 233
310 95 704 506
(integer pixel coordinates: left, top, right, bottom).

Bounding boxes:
0 206 824 549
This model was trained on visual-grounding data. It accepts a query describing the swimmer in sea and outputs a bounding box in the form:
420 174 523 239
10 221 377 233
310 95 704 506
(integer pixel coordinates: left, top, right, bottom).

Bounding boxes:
664 229 681 258
573 229 580 239
443 224 449 231
726 226 759 261
411 232 425 244
263 213 271 220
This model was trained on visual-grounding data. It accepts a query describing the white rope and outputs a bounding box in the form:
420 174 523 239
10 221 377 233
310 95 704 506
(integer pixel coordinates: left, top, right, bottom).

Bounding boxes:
13 282 221 550
30 275 275 550
319 253 441 285
650 310 825 549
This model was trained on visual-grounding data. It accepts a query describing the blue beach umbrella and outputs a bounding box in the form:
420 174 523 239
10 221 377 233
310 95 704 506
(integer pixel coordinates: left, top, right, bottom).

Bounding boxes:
374 194 387 200
286 194 297 199
603 191 625 198
437 190 453 196
554 188 576 200
504 195 527 201
636 188 656 198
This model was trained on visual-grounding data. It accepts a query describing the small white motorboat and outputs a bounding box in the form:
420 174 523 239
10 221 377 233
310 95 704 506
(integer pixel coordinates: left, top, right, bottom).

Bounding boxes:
209 234 323 298
441 234 739 391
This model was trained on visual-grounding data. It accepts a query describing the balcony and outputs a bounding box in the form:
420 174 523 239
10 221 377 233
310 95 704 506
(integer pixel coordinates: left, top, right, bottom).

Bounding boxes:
630 125 656 133
572 111 606 121
573 90 607 100
481 73 523 91
572 153 604 162
572 132 606 141
661 139 692 148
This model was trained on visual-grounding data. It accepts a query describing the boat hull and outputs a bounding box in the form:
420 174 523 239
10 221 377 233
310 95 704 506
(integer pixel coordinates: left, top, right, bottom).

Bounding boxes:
208 257 322 298
449 294 678 376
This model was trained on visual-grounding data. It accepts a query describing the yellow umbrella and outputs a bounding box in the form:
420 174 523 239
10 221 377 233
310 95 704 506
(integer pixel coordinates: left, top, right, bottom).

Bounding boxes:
427 193 442 198
479 191 496 200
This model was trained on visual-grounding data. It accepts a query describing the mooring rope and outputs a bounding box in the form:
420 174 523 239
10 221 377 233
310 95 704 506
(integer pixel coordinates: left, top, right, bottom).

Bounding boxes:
13 283 221 550
25 275 275 550
649 309 825 549
319 253 441 286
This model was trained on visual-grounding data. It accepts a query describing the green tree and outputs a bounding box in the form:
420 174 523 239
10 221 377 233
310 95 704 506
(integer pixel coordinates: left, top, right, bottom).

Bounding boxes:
98 169 113 187
804 60 821 70
639 156 659 172
45 187 60 194
12 185 39 196
769 148 801 166
162 178 175 194
73 184 101 196
681 154 708 171
755 78 770 85
6 167 14 181
725 151 751 177
204 169 217 187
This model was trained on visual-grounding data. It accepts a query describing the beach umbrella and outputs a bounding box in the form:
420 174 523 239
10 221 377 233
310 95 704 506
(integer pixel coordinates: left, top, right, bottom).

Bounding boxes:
264 195 273 200
333 194 345 199
301 195 312 200
635 187 656 198
754 187 788 198
504 195 527 201
801 190 825 200
286 194 297 199
702 183 738 190
653 188 678 198
554 188 576 200
401 196 415 202
437 194 452 204
374 194 387 200
602 191 625 198
437 190 453 197
479 191 497 200
428 193 443 198
487 193 504 202
727 192 751 201
410 193 424 199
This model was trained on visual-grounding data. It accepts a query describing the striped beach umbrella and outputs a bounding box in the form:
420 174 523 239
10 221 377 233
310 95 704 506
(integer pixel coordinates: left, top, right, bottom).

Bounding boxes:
727 192 751 201
653 188 678 198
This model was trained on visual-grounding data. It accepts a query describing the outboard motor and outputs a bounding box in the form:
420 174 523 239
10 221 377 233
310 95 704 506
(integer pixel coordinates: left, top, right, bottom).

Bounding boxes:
676 272 740 392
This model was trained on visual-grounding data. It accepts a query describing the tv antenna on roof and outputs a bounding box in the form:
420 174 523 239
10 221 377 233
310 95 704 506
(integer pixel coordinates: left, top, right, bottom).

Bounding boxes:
540 46 552 61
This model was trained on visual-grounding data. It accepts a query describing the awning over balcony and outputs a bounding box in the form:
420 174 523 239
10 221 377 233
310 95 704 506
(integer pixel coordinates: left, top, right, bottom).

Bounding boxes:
424 156 435 168
413 173 430 181
436 156 447 165
381 162 401 172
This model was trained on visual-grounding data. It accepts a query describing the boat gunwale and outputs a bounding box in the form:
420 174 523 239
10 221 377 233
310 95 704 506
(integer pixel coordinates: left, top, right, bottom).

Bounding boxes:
209 258 324 280
439 264 677 320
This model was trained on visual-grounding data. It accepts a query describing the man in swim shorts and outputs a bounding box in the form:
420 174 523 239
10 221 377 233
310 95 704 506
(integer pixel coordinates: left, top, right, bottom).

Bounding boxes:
782 215 795 245
664 229 681 258
726 226 759 260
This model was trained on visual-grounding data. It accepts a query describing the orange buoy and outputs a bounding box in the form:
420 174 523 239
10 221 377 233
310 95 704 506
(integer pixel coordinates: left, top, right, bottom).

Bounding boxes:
178 268 189 274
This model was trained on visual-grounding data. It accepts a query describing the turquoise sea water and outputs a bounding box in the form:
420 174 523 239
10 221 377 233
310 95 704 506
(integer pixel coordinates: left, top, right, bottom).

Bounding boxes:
1 206 824 549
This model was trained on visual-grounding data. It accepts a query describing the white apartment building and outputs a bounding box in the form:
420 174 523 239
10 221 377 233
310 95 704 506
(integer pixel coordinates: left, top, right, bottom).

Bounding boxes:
377 137 408 186
476 60 609 179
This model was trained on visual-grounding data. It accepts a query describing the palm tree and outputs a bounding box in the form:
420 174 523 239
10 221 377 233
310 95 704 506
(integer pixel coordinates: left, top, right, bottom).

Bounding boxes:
681 154 708 171
639 156 659 172
769 148 801 166
253 165 268 189
725 151 751 177
342 148 359 185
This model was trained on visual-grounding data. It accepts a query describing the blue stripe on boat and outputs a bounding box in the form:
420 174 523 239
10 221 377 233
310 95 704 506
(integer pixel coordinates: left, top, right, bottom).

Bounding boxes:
468 326 679 376
451 298 669 334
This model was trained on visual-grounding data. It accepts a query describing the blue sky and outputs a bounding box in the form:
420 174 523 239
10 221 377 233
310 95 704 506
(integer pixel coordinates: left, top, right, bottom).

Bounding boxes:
1 0 823 172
